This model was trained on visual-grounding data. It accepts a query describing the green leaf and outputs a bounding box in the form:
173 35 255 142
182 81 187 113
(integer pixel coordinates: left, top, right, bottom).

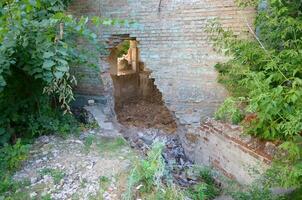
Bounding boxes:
43 52 55 59
0 76 6 87
54 71 64 79
57 49 68 56
56 65 68 72
56 58 68 66
42 60 55 69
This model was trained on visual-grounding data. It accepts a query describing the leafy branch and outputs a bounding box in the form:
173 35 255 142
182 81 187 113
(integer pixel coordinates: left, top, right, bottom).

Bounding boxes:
207 0 302 188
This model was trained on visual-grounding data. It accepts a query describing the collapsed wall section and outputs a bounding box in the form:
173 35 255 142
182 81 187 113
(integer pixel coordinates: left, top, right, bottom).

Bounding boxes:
108 38 178 133
95 1 271 183
99 0 255 126
68 0 275 185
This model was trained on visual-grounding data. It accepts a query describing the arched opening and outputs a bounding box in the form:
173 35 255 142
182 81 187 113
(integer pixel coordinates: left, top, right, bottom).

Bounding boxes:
107 37 177 133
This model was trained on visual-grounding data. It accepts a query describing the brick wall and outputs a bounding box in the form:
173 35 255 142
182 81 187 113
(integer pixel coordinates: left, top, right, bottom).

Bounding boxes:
68 0 269 184
181 118 276 184
69 0 254 124
101 0 254 126
68 0 103 96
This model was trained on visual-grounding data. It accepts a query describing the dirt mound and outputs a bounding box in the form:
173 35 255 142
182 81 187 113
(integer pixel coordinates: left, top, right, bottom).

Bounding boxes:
116 97 177 133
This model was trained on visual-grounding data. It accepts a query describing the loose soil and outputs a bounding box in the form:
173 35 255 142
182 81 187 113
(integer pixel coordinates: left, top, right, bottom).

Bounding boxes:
116 96 177 134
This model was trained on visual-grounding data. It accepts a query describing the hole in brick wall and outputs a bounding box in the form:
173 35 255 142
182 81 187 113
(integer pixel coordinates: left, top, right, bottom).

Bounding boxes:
107 38 177 133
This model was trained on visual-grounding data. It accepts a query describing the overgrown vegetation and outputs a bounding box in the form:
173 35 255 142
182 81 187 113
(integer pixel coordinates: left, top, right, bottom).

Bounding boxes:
97 137 127 153
0 0 120 198
230 186 284 200
0 0 100 145
0 140 30 199
39 168 66 184
0 0 133 143
124 142 167 199
117 40 130 57
207 0 302 190
83 135 128 154
214 97 245 124
124 143 220 200
187 167 220 200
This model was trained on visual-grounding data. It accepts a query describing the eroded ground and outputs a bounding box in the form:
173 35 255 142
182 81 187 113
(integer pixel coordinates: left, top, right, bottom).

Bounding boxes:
11 105 229 200
13 134 134 200
116 96 177 134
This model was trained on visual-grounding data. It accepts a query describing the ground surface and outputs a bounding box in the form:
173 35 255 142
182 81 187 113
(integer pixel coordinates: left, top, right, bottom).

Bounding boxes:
116 97 177 134
14 133 133 200
12 105 232 200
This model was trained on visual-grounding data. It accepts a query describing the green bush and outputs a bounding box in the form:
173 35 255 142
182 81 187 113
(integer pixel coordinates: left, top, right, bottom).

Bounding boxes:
230 186 284 200
185 167 220 200
0 140 29 173
0 140 30 198
0 0 105 144
207 0 302 188
0 72 80 144
214 97 245 124
208 0 302 140
123 142 187 200
125 142 166 200
0 0 127 198
39 168 65 184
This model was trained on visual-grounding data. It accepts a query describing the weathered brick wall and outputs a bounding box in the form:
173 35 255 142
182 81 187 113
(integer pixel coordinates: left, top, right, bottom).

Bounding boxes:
182 118 276 184
100 0 254 126
68 0 270 184
68 0 103 96
69 0 254 124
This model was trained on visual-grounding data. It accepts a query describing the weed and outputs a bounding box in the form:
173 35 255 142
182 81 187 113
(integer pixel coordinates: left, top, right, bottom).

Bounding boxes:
214 97 244 125
41 194 52 200
123 143 221 200
39 168 65 184
284 188 302 200
99 176 110 184
79 121 100 132
229 186 284 200
187 183 220 200
184 166 220 200
84 135 95 152
80 178 88 188
124 142 166 200
97 137 127 153
198 167 216 186
0 140 31 198
88 176 111 200
186 183 207 200
99 176 111 198
143 184 185 200
0 140 30 172
0 178 31 200
159 185 185 200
